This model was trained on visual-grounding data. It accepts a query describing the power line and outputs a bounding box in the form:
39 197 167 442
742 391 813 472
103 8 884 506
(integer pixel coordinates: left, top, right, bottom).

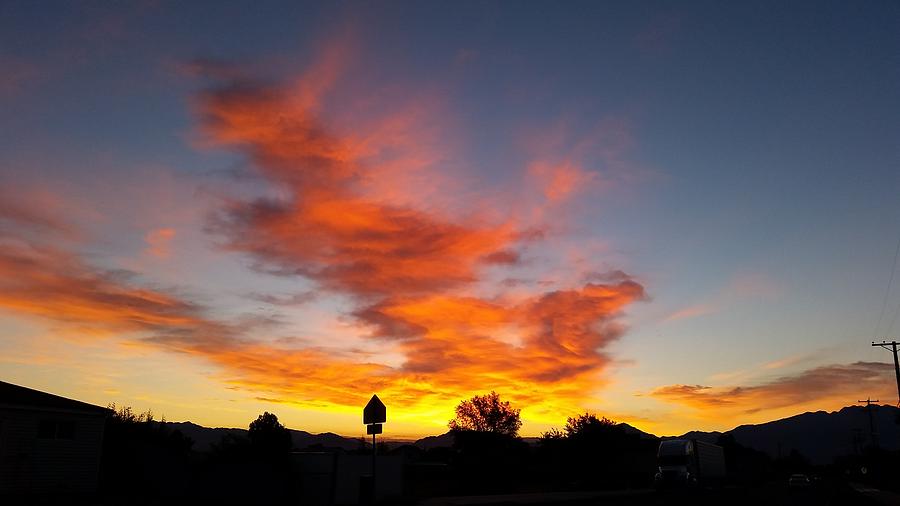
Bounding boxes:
873 234 900 339
888 299 900 336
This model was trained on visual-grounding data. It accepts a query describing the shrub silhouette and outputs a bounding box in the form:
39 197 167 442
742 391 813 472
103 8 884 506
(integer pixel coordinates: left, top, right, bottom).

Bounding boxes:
101 405 193 501
450 428 529 494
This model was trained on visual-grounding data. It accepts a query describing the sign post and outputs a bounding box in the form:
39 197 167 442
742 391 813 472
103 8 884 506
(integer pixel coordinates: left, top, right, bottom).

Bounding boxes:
363 394 386 503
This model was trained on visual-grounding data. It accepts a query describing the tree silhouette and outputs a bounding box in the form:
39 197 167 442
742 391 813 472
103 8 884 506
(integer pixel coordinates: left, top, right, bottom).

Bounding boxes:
536 412 659 490
101 404 193 499
197 413 295 504
248 411 292 455
448 391 522 436
564 412 616 438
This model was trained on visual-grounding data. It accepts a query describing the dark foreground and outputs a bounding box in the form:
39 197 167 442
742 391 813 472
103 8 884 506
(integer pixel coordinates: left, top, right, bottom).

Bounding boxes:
4 481 899 506
421 481 900 506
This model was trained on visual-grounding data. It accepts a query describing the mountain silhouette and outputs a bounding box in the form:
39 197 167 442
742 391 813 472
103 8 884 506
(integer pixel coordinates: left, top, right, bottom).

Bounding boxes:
413 423 654 451
616 422 658 440
679 405 900 464
161 421 361 452
161 404 899 464
415 431 455 450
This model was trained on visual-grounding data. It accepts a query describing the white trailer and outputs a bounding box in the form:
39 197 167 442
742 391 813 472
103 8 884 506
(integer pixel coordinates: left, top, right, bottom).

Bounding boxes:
655 439 725 488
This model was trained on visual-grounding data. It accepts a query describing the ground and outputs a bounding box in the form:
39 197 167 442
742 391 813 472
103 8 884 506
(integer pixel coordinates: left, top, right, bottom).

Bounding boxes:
420 481 900 506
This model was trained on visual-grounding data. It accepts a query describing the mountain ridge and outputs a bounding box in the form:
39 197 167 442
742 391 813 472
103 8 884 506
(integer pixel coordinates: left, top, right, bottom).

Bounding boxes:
162 404 900 464
674 405 900 464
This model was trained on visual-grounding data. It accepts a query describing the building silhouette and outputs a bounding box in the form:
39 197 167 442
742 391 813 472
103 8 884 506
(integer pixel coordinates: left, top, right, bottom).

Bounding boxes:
0 380 109 495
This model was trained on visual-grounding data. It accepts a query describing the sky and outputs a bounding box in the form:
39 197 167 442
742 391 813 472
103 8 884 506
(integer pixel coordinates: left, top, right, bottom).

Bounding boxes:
1 1 899 438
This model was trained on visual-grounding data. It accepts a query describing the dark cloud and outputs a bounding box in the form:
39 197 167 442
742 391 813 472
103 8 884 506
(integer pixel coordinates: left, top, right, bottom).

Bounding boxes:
246 291 317 306
651 362 895 414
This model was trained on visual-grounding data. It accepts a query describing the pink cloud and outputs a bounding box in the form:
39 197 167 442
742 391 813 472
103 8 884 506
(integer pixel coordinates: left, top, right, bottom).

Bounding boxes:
144 228 176 259
664 303 715 322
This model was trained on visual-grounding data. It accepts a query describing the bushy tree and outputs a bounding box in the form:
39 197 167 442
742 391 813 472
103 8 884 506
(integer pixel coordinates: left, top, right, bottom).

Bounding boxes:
448 391 522 436
447 392 526 493
248 411 292 455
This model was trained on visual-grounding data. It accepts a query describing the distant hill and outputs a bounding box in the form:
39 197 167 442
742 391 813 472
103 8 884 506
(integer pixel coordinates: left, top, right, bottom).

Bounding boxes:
162 404 900 463
618 422 659 440
415 431 454 450
161 421 361 452
414 424 652 450
678 405 900 464
677 430 722 443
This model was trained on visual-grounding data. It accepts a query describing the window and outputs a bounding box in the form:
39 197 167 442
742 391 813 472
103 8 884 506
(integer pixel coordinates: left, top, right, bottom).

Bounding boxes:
37 420 76 440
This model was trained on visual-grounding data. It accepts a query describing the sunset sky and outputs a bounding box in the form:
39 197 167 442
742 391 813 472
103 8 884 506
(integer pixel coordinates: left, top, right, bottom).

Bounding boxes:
1 1 899 438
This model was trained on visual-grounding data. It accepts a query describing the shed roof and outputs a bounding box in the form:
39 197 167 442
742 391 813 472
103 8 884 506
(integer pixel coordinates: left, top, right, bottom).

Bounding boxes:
0 380 111 415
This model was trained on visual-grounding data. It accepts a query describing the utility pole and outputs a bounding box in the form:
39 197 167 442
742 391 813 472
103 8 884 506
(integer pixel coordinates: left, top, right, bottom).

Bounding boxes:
852 428 864 455
872 340 900 406
857 397 880 448
372 431 376 502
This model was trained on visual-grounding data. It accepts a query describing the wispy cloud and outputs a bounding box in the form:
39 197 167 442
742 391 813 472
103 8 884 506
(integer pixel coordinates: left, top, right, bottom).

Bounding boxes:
650 361 895 417
662 271 786 323
0 186 79 238
246 291 317 306
664 303 715 322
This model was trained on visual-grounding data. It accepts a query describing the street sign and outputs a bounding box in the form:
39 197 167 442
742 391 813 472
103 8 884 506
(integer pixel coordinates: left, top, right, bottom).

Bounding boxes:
364 394 386 424
363 394 386 504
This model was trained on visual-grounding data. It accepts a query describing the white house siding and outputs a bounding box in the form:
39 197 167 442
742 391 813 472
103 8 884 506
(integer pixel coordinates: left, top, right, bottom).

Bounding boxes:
0 406 106 494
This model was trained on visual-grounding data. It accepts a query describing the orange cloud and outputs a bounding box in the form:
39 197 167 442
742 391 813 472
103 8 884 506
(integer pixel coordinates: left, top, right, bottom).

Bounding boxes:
520 115 653 201
0 39 648 429
529 160 597 203
190 42 651 419
650 362 895 418
0 240 211 338
0 227 644 418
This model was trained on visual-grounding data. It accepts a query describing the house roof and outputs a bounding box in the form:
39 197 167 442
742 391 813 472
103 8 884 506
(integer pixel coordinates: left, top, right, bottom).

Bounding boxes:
0 380 111 415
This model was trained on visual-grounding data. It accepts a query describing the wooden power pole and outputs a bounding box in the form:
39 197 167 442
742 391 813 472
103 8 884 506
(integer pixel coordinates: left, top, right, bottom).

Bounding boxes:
872 340 900 406
857 397 880 448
